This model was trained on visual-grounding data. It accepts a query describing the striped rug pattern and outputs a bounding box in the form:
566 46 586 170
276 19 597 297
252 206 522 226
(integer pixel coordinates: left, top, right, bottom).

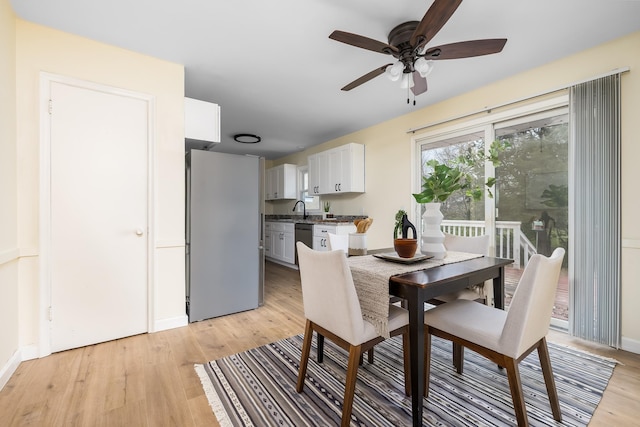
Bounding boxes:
195 334 616 426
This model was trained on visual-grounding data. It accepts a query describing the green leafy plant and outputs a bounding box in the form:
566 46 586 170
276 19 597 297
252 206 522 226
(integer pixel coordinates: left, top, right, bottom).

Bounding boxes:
412 139 508 204
323 201 331 212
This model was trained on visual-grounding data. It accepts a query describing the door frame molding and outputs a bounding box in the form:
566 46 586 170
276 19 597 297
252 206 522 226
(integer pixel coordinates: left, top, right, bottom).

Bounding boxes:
38 72 156 357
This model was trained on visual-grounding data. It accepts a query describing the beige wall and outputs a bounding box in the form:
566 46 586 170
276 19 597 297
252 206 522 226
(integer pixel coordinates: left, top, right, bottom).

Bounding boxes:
14 20 186 354
274 31 640 351
0 0 19 380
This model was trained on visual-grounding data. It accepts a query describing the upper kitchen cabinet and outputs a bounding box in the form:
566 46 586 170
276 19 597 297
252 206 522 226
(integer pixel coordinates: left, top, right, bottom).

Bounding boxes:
308 151 329 195
265 164 297 200
308 143 365 195
184 97 220 146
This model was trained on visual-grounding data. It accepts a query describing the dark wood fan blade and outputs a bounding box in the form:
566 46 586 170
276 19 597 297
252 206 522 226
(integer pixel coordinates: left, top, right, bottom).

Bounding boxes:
341 64 393 91
411 71 428 96
330 31 398 55
410 0 463 48
423 39 507 60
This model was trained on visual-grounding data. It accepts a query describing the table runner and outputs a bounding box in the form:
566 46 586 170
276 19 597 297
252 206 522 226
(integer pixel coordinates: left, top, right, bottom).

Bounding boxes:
347 251 483 338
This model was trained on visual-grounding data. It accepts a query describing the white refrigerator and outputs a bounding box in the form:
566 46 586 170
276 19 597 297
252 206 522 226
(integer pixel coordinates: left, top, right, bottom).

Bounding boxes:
186 149 264 322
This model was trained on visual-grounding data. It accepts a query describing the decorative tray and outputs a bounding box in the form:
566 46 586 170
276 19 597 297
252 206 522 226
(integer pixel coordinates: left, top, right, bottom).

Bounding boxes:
372 252 433 264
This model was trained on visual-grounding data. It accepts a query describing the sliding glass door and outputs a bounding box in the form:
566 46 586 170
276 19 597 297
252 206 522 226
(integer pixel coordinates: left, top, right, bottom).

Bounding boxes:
494 109 569 321
415 101 570 324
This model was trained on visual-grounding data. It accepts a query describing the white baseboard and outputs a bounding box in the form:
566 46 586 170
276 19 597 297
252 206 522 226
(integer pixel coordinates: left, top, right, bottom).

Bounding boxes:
0 350 21 391
153 314 188 332
550 317 568 331
621 336 640 354
19 345 39 361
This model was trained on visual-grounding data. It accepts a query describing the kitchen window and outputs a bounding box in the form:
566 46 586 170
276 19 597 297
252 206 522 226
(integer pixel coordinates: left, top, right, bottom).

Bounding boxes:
297 166 320 211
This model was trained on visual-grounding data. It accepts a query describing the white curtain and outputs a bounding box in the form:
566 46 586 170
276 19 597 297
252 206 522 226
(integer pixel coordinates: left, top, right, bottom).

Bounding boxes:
569 74 621 347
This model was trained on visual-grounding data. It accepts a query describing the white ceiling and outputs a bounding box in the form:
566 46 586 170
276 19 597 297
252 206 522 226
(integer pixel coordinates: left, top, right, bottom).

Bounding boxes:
10 0 640 159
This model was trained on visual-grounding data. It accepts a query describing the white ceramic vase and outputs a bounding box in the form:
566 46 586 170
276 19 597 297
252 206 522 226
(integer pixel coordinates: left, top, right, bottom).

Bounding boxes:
420 202 446 259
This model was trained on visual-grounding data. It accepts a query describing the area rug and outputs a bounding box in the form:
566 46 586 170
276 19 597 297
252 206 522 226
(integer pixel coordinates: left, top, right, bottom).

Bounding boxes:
195 334 616 426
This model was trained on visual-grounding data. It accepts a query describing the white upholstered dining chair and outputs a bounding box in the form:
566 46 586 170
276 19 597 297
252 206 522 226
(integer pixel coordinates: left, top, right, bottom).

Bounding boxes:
428 233 491 305
295 242 410 427
327 232 348 255
423 247 565 426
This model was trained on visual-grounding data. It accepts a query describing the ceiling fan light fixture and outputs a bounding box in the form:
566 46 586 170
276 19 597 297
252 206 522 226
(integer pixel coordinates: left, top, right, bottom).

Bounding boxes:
414 57 434 78
385 61 403 81
399 73 415 89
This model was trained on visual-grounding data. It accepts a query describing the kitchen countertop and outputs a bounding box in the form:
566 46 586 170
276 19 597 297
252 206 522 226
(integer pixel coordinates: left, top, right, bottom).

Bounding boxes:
267 219 355 225
265 215 364 225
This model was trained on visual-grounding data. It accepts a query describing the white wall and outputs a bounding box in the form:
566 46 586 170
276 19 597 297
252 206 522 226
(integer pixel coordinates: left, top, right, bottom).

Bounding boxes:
274 31 640 352
14 19 187 356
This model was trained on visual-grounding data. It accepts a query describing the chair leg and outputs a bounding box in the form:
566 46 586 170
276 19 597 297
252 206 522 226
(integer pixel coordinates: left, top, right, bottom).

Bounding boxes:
317 332 324 363
503 357 528 427
538 338 562 422
453 342 464 374
296 320 314 393
423 330 431 397
341 344 362 427
357 348 373 366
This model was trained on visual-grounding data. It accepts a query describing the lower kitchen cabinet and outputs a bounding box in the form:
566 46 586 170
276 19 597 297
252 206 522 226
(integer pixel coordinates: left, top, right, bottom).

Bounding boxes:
265 222 295 265
313 223 356 251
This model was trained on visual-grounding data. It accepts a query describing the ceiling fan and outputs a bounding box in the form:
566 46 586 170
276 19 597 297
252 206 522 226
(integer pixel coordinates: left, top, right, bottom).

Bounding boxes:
329 0 507 101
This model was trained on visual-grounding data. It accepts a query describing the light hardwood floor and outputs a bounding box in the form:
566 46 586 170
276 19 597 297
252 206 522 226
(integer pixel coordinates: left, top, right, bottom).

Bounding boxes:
1 261 639 426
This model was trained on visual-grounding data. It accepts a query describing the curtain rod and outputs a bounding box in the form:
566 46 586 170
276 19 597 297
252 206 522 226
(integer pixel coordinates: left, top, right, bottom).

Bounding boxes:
406 66 630 134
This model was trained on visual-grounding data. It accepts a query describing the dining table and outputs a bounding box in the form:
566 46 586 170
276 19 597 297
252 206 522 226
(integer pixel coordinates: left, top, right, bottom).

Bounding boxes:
346 251 514 427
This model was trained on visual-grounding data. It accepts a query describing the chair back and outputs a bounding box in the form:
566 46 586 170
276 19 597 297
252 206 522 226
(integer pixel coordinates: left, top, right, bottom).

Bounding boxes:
444 233 490 255
500 248 565 357
296 242 366 345
327 233 348 255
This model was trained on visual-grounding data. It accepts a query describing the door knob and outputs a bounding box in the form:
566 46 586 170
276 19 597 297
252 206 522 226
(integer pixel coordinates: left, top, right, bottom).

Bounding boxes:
136 229 144 236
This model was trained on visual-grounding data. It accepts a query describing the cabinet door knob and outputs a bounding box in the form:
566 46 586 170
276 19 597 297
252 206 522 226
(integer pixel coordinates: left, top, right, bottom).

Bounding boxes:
135 229 144 236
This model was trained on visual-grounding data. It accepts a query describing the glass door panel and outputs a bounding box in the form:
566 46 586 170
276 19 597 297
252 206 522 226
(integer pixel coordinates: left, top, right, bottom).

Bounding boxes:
494 111 569 320
417 131 486 224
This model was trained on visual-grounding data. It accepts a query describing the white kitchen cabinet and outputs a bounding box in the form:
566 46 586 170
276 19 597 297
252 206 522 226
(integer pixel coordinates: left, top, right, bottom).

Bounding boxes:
307 143 364 195
313 223 356 252
264 222 272 258
265 222 295 265
265 164 297 200
328 143 365 194
184 97 220 144
308 151 329 195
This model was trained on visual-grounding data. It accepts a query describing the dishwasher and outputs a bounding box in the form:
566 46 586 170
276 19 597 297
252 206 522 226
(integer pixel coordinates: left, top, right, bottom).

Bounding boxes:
294 223 314 265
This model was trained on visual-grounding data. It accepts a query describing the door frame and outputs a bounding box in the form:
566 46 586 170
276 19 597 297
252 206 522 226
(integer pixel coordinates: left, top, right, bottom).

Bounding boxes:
38 72 156 357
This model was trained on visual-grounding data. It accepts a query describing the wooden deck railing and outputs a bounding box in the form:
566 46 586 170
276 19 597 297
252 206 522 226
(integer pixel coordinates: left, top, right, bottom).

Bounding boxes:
441 220 536 268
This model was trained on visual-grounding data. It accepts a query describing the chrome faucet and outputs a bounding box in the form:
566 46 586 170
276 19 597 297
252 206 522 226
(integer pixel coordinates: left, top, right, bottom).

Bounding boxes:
293 200 308 219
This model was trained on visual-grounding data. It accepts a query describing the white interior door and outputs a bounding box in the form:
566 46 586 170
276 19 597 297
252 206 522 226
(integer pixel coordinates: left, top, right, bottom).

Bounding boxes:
49 81 149 352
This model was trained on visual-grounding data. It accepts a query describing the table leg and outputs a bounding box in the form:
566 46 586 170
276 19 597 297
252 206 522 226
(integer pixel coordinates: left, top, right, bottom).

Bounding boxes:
493 266 505 310
407 295 425 427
